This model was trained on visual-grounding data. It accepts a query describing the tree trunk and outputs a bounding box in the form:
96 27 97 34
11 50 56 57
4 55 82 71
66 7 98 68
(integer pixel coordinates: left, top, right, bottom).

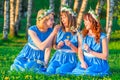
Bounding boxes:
10 0 15 37
77 0 88 30
3 0 9 40
73 0 81 13
14 0 20 36
68 0 73 8
61 0 68 7
49 0 54 12
26 0 32 39
18 0 22 30
95 0 104 16
106 0 114 41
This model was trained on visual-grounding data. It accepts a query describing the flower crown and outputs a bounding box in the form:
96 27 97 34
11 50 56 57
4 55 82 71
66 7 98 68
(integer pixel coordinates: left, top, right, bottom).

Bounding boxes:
37 9 53 21
88 8 98 21
61 5 77 17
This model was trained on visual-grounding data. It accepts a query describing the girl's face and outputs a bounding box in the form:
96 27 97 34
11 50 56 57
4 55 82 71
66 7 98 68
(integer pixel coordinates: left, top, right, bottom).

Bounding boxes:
61 13 68 27
46 14 54 28
83 16 91 30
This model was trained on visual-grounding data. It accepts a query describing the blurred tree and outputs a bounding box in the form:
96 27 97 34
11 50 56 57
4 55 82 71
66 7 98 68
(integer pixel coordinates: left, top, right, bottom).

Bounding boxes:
49 0 54 12
1 0 116 41
10 0 15 37
61 0 68 7
68 0 73 8
21 0 28 17
95 0 104 16
14 0 22 36
18 0 22 29
73 0 81 13
77 0 88 29
106 0 114 41
3 0 9 40
26 0 32 38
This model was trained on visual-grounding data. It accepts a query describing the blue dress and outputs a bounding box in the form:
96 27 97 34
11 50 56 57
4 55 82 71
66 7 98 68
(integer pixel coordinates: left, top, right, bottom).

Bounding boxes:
47 28 78 74
10 25 53 73
72 33 109 76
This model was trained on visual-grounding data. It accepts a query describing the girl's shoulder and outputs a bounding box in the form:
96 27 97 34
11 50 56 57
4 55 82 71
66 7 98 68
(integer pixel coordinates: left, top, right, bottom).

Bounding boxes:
100 32 107 39
57 27 63 34
28 25 37 32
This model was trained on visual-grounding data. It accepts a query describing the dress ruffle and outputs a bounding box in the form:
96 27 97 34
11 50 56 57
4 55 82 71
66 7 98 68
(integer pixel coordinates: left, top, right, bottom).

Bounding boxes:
10 43 46 72
50 49 77 64
10 25 53 72
72 56 109 76
72 33 109 76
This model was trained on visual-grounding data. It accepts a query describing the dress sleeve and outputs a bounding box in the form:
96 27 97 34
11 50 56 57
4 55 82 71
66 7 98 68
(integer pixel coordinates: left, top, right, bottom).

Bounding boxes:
100 33 107 39
28 25 37 32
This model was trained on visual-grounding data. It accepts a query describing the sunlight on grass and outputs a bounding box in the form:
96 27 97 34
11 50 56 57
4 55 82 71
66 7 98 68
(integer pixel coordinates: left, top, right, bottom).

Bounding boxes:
0 31 120 79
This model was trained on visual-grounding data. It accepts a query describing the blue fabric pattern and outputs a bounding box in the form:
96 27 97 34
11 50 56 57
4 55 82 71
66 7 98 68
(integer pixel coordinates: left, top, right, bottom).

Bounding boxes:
10 25 53 72
72 33 110 76
47 28 78 74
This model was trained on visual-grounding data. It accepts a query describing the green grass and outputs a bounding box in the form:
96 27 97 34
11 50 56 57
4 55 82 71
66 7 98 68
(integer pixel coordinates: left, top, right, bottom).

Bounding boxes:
0 23 120 80
0 14 120 79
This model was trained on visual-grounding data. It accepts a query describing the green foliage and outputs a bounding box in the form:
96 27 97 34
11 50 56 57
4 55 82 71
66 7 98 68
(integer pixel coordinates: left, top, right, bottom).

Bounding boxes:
100 19 120 32
85 0 98 11
0 17 3 32
113 0 120 26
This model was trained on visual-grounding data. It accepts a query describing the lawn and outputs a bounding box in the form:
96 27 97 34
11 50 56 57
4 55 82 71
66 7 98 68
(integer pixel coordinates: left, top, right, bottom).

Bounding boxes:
0 18 120 80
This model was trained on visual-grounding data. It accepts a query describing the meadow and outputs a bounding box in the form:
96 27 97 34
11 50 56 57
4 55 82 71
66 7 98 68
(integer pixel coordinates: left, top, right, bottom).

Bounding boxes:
0 17 120 80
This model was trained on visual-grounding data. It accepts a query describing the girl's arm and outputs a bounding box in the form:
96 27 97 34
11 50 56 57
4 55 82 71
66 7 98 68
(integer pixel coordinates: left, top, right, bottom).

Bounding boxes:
78 35 88 69
44 47 51 68
28 26 60 50
53 36 64 50
52 25 64 50
52 36 57 49
69 43 78 53
90 38 108 60
64 39 78 53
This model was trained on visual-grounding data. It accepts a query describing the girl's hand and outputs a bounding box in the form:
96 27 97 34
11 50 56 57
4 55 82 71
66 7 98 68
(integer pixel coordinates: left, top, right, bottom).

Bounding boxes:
53 25 61 34
84 44 90 53
80 61 88 69
64 39 71 46
44 62 48 68
57 41 64 49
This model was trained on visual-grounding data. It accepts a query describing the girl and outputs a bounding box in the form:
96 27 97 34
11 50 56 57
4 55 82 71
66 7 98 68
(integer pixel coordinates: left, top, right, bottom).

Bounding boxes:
47 5 78 74
72 9 109 76
10 9 60 73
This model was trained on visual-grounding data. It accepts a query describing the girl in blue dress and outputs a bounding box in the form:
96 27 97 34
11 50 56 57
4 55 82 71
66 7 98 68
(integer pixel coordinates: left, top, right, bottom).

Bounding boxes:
47 5 78 74
10 9 60 73
72 9 109 76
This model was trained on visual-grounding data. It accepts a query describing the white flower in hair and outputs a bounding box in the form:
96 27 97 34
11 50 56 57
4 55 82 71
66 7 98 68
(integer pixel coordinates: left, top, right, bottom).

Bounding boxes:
88 8 98 21
61 5 77 17
37 9 53 21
